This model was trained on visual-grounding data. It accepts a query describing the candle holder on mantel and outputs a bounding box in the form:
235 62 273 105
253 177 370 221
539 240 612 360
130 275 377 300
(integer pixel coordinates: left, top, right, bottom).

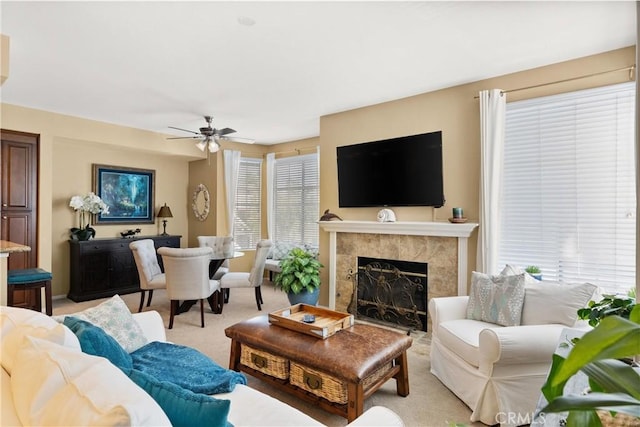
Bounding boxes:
449 207 467 224
157 203 173 236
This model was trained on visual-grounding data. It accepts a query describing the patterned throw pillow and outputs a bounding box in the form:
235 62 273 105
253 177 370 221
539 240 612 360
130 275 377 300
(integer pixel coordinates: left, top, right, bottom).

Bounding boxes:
303 243 319 258
466 272 526 326
270 241 296 260
54 295 147 352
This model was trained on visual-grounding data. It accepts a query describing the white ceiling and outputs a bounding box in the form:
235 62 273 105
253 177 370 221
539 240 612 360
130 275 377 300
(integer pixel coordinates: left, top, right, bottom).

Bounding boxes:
0 1 636 145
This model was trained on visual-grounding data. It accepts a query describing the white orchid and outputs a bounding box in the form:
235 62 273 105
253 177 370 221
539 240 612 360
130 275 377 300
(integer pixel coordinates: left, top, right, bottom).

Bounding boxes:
69 193 110 234
69 192 110 215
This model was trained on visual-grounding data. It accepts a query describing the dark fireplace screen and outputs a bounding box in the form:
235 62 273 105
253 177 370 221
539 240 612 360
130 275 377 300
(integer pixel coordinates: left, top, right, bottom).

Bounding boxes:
352 257 428 332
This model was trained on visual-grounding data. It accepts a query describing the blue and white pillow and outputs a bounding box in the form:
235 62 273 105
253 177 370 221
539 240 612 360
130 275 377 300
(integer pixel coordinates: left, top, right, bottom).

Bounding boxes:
466 272 526 326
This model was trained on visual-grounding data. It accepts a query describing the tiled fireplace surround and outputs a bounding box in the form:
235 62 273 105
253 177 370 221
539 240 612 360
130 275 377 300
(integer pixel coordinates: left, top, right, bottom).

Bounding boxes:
319 221 478 329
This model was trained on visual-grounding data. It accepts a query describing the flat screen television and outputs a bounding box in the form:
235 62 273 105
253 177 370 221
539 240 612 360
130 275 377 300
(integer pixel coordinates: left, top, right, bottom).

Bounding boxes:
336 131 444 208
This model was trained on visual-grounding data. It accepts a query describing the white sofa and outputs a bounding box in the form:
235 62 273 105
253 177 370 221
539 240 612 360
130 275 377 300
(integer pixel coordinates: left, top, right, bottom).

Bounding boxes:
428 276 596 427
1 306 404 427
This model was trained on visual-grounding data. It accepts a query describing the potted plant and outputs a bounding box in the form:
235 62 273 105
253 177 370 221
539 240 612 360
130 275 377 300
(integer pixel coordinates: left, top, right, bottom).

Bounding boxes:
540 304 640 426
69 192 109 241
577 292 636 327
274 247 323 306
525 265 542 281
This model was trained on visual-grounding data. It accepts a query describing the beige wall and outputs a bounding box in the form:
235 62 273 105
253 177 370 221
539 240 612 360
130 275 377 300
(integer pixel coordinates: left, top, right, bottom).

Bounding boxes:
1 104 203 297
317 46 635 304
0 46 634 303
186 138 319 273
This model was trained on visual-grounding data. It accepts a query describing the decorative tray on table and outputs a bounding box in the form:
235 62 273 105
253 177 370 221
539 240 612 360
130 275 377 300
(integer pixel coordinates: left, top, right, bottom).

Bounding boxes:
268 304 354 339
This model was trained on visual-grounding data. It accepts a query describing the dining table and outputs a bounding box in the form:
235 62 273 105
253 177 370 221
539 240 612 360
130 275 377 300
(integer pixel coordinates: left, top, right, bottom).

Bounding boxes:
177 251 245 314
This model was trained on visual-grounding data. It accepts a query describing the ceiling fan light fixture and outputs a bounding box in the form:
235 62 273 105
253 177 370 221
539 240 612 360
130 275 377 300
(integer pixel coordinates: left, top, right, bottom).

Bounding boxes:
195 140 207 151
208 140 220 153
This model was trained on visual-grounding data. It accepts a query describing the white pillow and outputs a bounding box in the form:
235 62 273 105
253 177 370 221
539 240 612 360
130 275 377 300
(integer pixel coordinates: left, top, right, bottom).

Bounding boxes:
521 281 597 326
1 306 80 375
466 271 526 326
500 264 540 285
54 295 147 352
11 336 170 426
1 305 59 335
1 324 79 375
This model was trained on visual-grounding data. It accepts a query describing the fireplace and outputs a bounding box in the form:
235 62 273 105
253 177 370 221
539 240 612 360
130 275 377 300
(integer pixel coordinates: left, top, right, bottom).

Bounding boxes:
319 220 478 333
350 257 428 332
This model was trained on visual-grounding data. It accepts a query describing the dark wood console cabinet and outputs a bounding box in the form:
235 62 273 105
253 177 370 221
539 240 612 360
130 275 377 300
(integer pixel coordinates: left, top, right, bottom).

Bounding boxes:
68 235 181 302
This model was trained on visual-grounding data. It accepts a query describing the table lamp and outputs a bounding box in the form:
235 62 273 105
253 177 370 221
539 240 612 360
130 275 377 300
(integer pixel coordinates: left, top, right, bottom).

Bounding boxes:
157 203 173 236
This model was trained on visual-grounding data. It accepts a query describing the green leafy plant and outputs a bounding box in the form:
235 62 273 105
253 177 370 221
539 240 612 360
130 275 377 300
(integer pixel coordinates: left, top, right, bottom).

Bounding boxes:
273 247 323 295
525 265 541 274
577 295 636 327
540 305 640 426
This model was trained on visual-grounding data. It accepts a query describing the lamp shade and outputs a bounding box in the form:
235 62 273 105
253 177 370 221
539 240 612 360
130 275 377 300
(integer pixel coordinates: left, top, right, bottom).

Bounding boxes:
157 203 173 218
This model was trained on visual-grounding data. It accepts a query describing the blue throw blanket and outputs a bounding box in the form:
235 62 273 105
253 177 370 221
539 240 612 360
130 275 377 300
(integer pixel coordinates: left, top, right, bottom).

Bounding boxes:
131 341 247 395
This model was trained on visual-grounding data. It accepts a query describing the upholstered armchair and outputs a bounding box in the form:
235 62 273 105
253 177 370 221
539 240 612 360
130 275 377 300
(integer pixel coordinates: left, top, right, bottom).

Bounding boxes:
157 246 221 329
219 239 272 312
429 271 596 427
196 235 234 280
129 239 166 312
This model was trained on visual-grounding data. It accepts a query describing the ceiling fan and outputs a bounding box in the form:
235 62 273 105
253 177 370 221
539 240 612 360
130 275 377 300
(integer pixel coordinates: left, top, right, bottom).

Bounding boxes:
167 115 254 153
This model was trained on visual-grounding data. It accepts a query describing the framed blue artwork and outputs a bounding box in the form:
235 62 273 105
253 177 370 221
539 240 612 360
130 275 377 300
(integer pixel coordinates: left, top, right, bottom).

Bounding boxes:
92 164 155 224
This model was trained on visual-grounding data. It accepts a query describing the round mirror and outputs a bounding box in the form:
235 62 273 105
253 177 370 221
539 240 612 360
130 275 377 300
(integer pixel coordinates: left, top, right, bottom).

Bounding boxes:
191 184 210 221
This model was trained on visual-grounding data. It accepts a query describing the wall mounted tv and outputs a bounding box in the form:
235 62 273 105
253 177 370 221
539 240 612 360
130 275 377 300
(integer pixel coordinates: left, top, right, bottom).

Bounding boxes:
336 131 444 208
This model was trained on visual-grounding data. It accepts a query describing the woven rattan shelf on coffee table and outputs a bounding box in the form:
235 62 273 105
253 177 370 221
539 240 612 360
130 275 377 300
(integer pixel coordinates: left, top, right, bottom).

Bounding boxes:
225 314 413 422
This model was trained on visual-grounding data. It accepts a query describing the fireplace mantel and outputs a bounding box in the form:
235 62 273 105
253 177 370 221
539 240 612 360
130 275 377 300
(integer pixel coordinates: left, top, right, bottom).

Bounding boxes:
319 220 478 237
319 220 479 309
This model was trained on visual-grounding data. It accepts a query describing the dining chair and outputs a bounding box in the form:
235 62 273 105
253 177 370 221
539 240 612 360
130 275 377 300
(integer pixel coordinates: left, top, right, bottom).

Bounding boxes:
129 239 166 312
196 235 234 280
157 246 221 329
219 239 272 312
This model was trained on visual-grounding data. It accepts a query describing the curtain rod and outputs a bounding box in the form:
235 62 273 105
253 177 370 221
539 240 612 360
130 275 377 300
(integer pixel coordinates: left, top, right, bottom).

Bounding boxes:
474 64 636 99
231 146 318 158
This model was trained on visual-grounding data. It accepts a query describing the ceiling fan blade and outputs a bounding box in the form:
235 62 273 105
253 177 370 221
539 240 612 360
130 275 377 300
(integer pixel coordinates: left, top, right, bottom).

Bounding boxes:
218 127 236 136
221 136 255 144
168 126 201 135
166 136 201 140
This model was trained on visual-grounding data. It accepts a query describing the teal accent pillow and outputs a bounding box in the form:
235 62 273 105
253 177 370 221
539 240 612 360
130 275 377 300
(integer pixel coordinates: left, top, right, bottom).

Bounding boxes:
128 369 231 427
63 317 133 371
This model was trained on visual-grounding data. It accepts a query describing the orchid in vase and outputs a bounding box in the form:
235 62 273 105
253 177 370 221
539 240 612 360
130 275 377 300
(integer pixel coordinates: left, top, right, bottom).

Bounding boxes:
69 193 109 241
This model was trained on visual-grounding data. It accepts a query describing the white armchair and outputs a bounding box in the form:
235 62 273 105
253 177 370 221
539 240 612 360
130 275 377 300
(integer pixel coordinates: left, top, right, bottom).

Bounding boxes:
197 235 234 280
157 247 221 329
429 277 596 427
130 239 166 312
220 239 272 312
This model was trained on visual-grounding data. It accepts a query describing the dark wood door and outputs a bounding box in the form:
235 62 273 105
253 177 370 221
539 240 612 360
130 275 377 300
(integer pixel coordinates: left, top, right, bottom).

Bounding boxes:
1 130 39 308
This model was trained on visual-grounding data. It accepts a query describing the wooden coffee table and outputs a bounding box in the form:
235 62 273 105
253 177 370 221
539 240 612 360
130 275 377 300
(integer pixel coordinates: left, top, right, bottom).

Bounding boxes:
225 314 412 422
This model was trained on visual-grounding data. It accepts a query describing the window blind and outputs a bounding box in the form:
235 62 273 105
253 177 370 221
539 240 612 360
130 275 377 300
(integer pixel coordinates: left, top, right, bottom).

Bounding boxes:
499 82 636 295
233 157 262 250
273 153 319 245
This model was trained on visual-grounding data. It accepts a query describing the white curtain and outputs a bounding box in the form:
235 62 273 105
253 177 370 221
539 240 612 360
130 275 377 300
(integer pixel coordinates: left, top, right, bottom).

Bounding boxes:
223 149 241 237
634 2 640 304
266 153 276 240
477 89 506 274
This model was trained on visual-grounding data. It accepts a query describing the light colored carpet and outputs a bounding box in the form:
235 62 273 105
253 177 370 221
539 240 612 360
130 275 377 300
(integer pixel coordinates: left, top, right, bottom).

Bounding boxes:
53 283 483 427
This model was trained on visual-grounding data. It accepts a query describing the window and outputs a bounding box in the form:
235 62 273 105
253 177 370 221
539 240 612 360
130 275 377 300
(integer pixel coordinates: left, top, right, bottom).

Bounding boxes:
499 82 636 295
273 153 319 245
233 157 262 250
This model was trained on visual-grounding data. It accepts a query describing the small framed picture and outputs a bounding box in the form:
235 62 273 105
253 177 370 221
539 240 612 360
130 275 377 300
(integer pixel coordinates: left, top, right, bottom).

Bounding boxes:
93 164 155 224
